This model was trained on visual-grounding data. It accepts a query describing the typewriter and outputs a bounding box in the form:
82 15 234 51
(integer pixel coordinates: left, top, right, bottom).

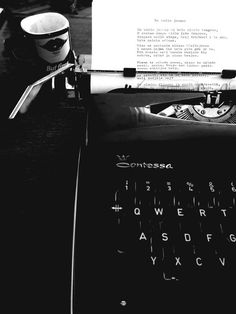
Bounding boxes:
71 69 236 313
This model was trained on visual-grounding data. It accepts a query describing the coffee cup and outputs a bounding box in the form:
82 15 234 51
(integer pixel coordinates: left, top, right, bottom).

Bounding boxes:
20 12 72 72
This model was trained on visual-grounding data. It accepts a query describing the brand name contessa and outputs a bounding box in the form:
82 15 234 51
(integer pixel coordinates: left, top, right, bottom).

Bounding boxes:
116 162 174 169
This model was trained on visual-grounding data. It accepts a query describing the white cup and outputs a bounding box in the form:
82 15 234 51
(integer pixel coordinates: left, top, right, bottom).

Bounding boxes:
21 12 71 70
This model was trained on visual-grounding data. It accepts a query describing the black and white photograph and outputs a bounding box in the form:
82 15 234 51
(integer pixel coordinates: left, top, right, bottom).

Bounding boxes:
1 0 236 313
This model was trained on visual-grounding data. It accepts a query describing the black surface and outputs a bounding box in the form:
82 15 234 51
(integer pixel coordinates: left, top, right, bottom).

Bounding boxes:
0 8 90 313
72 93 236 313
2 76 84 314
74 137 236 314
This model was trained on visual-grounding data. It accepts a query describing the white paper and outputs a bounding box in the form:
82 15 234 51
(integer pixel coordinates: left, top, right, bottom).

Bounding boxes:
90 72 236 94
92 0 236 73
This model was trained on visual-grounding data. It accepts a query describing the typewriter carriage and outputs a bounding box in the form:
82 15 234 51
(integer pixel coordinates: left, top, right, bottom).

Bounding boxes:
146 90 236 123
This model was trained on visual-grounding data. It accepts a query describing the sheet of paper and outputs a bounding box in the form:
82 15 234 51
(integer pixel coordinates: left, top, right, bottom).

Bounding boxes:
90 72 236 93
92 0 236 73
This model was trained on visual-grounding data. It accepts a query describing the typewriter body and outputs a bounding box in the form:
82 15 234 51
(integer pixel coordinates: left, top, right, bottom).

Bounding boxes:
71 64 236 313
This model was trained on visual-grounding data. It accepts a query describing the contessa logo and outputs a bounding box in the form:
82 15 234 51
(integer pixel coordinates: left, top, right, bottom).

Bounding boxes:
116 155 174 169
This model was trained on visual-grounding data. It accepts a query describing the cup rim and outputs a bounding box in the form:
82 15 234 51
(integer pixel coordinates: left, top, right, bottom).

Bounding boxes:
21 12 69 38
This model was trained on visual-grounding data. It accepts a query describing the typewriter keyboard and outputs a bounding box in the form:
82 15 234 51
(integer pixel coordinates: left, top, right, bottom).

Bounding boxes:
109 177 236 283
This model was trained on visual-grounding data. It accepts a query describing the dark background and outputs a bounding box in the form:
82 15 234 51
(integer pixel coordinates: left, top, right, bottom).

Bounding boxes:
1 3 91 313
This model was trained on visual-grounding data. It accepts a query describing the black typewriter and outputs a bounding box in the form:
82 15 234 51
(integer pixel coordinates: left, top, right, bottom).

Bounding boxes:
71 90 236 313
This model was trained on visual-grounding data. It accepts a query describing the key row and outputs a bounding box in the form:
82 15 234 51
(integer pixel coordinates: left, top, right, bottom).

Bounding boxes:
114 178 236 194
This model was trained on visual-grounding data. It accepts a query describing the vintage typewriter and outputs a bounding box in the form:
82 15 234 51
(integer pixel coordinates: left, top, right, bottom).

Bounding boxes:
70 64 236 313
